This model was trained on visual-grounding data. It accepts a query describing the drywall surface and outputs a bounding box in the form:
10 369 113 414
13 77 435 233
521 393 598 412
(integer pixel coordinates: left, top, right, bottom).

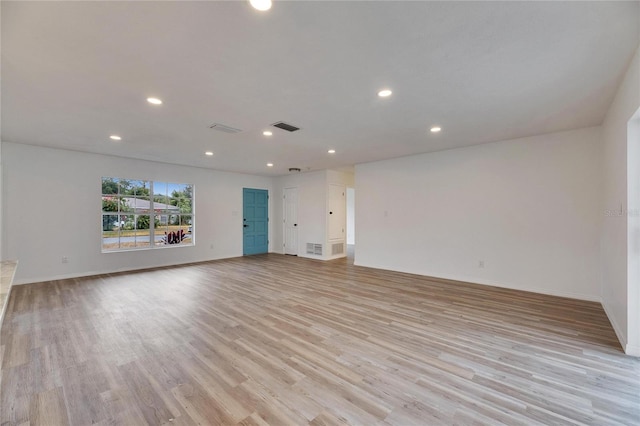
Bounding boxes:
0 141 3 262
347 187 355 245
2 142 273 284
356 127 602 301
627 111 640 356
601 44 640 355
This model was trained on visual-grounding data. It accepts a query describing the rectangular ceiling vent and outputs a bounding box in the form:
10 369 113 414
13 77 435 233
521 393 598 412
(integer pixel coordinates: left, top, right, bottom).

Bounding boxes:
272 121 300 132
209 123 242 134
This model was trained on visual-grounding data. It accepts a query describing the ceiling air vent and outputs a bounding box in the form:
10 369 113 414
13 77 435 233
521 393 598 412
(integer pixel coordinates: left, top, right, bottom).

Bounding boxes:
272 121 300 132
208 123 242 134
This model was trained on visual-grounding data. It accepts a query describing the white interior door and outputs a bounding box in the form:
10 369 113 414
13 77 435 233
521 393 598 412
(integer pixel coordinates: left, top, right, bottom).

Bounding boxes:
346 187 355 245
284 187 298 255
328 184 346 241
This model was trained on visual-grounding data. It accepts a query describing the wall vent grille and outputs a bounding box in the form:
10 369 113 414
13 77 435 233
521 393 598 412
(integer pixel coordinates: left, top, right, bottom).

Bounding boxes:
306 243 322 255
332 243 344 255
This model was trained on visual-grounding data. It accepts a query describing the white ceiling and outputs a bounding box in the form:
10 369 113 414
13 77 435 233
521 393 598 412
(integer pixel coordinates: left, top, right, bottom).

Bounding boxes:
2 1 639 176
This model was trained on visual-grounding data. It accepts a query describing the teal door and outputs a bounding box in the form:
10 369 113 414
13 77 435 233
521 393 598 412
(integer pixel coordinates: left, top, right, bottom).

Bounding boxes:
243 188 269 255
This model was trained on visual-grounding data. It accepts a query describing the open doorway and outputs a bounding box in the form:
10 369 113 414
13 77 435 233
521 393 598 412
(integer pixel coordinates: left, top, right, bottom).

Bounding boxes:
346 187 355 261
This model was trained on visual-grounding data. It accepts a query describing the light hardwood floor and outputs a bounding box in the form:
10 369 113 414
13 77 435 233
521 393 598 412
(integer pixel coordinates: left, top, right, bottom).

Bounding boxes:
1 254 639 425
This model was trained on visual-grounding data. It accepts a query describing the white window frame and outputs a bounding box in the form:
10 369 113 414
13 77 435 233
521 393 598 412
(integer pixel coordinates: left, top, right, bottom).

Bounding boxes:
101 178 194 252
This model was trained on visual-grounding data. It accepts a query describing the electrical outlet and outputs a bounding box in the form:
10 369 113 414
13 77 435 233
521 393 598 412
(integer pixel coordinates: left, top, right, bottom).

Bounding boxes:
478 260 484 268
62 256 69 264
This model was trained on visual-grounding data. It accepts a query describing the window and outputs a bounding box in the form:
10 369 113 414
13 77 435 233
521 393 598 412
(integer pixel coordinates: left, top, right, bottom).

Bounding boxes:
101 177 193 252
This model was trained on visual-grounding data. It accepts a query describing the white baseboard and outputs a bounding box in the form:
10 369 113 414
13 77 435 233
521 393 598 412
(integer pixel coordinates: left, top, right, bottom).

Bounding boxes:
12 255 242 285
353 261 601 302
601 299 628 353
625 343 640 357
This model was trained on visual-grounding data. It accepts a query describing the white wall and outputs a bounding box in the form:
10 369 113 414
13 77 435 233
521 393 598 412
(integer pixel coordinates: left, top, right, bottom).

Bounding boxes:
327 170 354 188
601 44 640 356
346 187 355 245
272 169 353 260
273 171 327 259
0 140 3 262
356 127 603 301
627 111 640 356
2 142 273 284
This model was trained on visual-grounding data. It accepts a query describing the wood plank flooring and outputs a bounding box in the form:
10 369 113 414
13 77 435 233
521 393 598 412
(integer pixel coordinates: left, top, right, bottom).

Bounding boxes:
1 253 639 425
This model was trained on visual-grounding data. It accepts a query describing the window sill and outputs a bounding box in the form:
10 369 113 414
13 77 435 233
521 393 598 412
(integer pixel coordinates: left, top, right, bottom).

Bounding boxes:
102 243 195 254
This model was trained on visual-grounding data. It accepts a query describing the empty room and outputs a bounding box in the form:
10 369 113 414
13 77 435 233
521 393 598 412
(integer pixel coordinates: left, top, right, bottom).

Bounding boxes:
1 1 639 425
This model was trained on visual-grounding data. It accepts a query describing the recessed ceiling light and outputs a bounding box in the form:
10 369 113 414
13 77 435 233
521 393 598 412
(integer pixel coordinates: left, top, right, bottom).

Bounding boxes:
147 97 163 105
328 149 336 154
250 0 272 11
430 126 442 133
205 151 214 156
267 163 274 167
378 89 392 97
109 135 122 141
263 131 273 136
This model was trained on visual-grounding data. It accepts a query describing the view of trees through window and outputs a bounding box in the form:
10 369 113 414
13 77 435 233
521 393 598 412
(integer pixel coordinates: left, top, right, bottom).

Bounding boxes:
101 177 194 251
